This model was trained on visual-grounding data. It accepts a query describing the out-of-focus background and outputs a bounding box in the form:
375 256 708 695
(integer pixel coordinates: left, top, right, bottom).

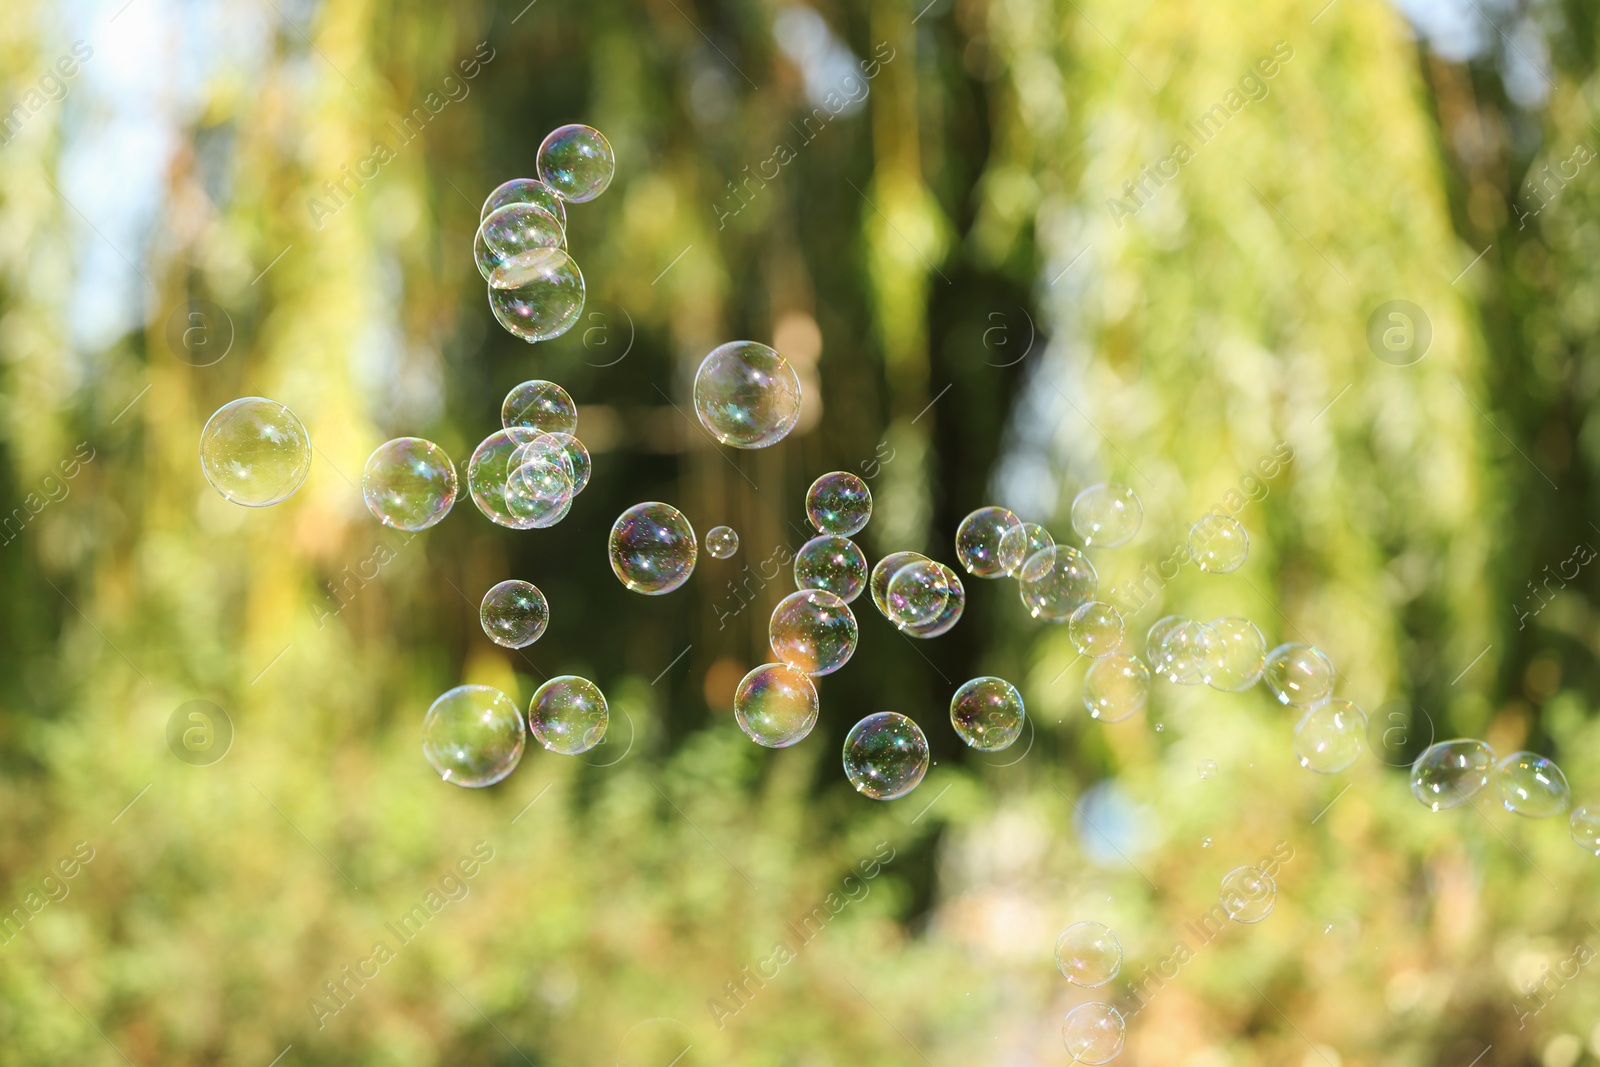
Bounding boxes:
1 0 1599 1062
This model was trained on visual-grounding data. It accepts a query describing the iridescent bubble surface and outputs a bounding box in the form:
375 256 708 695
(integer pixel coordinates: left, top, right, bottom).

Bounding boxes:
467 427 539 528
842 712 929 800
886 559 952 628
1054 921 1122 987
1571 806 1600 855
422 685 525 788
1199 617 1267 691
1061 1002 1125 1065
1294 698 1367 773
199 397 313 507
870 551 931 619
693 341 802 449
1220 866 1276 923
1189 513 1250 573
475 202 565 286
528 675 609 755
514 432 590 495
361 437 457 531
488 248 585 343
949 676 1025 751
997 521 1055 580
478 579 549 649
770 589 857 676
1069 601 1125 658
900 564 966 639
1495 751 1570 818
1018 544 1098 622
1083 654 1149 722
733 663 819 748
1410 739 1496 811
1150 618 1207 684
704 525 740 560
536 124 615 203
504 450 574 527
609 502 698 595
502 380 578 435
1263 643 1336 708
1071 483 1142 548
806 471 872 536
794 534 868 602
481 177 567 229
955 506 1022 578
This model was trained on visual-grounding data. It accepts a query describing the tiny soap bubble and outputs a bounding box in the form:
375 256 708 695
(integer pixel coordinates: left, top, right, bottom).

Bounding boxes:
704 525 740 560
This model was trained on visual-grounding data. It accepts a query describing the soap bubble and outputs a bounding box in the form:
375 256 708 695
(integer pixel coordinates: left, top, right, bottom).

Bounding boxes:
704 525 741 560
1199 617 1267 691
901 564 966 639
1061 1002 1125 1065
514 431 590 496
886 559 953 628
609 502 698 595
842 712 929 800
1018 544 1098 621
361 437 457 531
1071 483 1142 547
955 506 1022 578
770 589 857 675
1410 738 1495 811
870 551 931 619
1198 759 1218 779
806 471 872 536
481 177 567 230
467 427 539 528
1189 513 1249 573
422 685 525 788
1150 617 1207 684
1053 921 1122 987
1571 806 1600 855
475 202 565 286
1220 866 1276 923
794 534 868 602
488 248 585 342
693 341 802 449
528 675 608 755
199 397 313 507
1263 643 1336 708
733 663 818 748
1083 654 1149 722
537 123 615 203
1495 751 1570 818
1069 601 1124 658
479 579 550 648
505 450 574 527
998 521 1055 580
1294 698 1367 773
949 676 1025 751
502 380 578 435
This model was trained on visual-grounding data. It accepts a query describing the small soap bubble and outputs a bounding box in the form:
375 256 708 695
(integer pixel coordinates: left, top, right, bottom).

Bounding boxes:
475 202 565 286
1053 921 1122 987
1154 722 1164 732
901 564 967 639
949 676 1025 751
770 589 858 676
468 427 540 528
734 663 819 748
1410 738 1496 811
479 580 550 648
199 397 313 507
806 471 872 536
528 675 609 755
870 551 931 619
1071 483 1142 548
609 502 698 595
693 340 803 449
1061 1002 1125 1065
1294 698 1367 773
1570 805 1600 855
1189 513 1249 573
1083 654 1149 722
488 247 586 343
1069 601 1125 657
537 124 615 203
362 437 457 531
1220 866 1276 923
481 177 567 230
886 559 953 628
1495 751 1571 818
1198 759 1218 779
1263 643 1336 708
422 685 525 788
502 380 578 435
1018 544 1098 622
794 534 868 602
1201 836 1213 847
842 711 929 800
997 521 1055 579
704 525 741 560
1150 618 1207 684
955 506 1023 578
1199 617 1267 691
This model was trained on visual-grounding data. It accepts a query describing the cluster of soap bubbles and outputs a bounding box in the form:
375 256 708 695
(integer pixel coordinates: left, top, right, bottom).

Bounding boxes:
462 380 593 530
479 125 614 343
1410 737 1599 854
422 675 610 788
